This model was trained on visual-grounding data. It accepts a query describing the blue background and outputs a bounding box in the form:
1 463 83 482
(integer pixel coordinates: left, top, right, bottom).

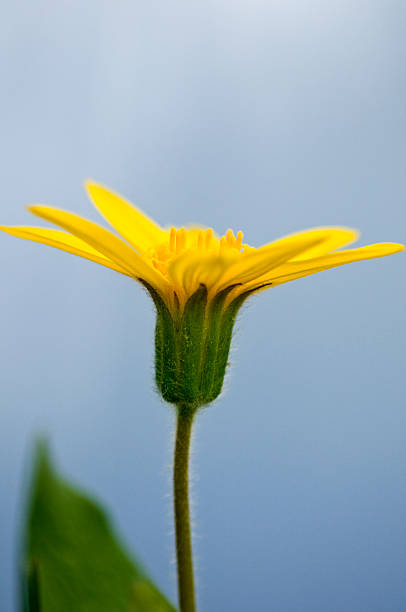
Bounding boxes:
1 1 405 610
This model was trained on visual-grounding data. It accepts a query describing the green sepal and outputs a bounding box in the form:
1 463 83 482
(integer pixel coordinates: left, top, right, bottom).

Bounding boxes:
205 288 251 403
143 283 252 414
178 285 208 404
140 281 179 404
21 442 177 612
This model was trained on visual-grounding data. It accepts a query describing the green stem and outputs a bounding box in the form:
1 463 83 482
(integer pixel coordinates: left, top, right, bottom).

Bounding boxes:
174 408 196 612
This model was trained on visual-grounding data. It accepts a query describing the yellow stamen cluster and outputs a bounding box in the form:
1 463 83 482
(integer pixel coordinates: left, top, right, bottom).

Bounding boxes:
220 229 244 253
149 227 245 275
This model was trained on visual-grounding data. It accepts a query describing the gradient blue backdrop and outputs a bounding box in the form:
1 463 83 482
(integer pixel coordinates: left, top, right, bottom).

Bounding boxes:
1 1 405 610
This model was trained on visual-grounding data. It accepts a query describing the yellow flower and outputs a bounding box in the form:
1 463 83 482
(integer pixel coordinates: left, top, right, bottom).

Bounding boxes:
1 181 403 410
1 181 403 312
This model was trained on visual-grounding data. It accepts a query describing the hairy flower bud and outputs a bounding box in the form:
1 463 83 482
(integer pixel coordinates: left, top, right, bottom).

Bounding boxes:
143 283 249 414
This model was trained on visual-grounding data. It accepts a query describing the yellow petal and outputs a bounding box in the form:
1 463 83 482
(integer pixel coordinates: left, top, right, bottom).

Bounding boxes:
27 205 167 290
281 227 360 260
85 181 167 253
168 251 237 299
0 226 131 276
256 242 405 287
217 234 326 290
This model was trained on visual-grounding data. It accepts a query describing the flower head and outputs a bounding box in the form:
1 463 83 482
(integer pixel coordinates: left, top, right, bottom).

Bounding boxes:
2 182 403 411
2 182 403 309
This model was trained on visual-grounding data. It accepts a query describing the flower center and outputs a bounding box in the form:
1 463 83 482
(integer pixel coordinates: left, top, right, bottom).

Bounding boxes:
147 227 245 275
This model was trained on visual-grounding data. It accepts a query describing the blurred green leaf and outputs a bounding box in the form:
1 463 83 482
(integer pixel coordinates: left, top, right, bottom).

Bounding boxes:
21 443 177 612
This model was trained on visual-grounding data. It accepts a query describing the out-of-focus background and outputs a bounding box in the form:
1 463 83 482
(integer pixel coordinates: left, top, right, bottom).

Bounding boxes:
1 1 405 610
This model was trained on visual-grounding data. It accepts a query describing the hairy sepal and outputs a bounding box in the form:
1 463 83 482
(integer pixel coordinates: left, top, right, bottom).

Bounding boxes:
143 283 251 414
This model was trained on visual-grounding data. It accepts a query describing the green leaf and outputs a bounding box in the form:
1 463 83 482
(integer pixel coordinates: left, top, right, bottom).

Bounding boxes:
21 443 177 612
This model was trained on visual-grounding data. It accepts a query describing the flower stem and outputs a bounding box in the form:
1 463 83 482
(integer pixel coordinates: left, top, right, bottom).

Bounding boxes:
174 407 196 612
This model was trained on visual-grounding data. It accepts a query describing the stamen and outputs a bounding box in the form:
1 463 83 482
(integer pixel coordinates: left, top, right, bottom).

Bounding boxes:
205 228 213 250
219 235 227 253
169 227 176 252
176 227 186 253
236 231 243 250
226 229 235 246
